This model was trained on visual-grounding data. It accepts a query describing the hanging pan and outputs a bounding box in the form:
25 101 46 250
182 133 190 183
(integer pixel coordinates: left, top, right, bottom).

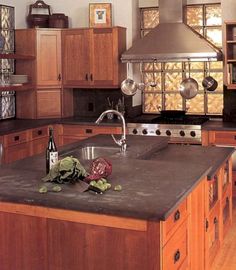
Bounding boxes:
202 61 218 91
179 61 198 99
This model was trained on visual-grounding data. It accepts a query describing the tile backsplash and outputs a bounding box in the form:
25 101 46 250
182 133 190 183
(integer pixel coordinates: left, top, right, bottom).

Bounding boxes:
73 88 132 118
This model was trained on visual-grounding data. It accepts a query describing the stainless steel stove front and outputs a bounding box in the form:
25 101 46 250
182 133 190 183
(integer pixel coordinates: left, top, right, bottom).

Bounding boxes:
127 123 202 144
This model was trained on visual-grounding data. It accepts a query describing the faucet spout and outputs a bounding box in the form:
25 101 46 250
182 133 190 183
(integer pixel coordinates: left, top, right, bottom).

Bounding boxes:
95 109 127 152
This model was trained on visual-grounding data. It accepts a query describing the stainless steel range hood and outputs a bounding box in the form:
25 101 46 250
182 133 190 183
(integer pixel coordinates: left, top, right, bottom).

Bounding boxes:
121 0 222 62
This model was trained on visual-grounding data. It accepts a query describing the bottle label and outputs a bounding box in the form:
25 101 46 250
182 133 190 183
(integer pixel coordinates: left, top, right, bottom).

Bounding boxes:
49 151 58 169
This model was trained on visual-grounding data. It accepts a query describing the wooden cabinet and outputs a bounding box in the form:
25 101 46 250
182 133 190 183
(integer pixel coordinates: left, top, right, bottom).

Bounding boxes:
0 212 47 270
61 124 122 145
36 30 62 87
2 125 54 163
62 27 126 88
205 201 221 269
202 129 236 197
0 156 232 270
15 29 62 119
3 130 31 163
224 21 236 88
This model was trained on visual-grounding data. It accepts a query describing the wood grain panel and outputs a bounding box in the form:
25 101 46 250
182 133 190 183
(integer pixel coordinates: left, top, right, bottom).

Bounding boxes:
47 219 148 270
36 89 61 118
0 202 147 231
36 30 62 87
62 29 90 86
0 212 47 270
189 179 205 270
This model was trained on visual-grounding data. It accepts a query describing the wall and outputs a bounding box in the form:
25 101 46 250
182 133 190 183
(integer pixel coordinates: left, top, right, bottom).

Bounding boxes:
0 0 138 48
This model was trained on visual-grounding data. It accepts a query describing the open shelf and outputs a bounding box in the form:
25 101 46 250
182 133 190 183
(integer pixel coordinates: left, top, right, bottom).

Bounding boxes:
0 84 33 92
0 53 35 60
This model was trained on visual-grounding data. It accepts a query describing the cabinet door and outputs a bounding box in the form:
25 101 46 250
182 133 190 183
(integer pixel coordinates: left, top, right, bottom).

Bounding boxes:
91 28 114 86
62 29 91 87
0 212 47 270
37 29 62 87
36 89 61 118
205 201 220 269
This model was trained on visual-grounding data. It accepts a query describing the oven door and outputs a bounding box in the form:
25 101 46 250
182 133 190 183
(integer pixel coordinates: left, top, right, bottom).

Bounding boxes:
215 144 236 170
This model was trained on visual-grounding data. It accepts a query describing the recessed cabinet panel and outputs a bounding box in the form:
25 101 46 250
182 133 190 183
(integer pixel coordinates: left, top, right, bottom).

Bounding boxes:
37 90 61 118
62 29 90 86
92 28 114 85
37 30 62 87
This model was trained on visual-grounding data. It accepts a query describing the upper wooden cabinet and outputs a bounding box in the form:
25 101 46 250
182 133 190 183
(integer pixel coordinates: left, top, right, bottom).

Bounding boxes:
62 27 127 88
36 30 62 87
15 29 62 119
224 21 236 89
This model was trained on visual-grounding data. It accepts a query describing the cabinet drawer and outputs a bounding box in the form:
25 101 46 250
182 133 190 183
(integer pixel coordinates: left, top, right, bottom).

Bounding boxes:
205 201 220 268
31 126 48 140
63 125 122 137
31 137 49 156
162 198 188 245
214 131 236 145
4 142 31 163
162 219 189 270
222 186 232 239
4 131 29 147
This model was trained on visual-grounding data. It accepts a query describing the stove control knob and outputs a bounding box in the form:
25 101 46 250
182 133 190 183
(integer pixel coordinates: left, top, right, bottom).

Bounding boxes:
156 129 161 135
142 129 148 135
190 131 196 137
180 130 185 137
166 130 171 136
132 128 138 135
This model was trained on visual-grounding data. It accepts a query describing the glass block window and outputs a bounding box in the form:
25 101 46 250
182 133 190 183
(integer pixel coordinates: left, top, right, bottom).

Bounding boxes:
140 3 223 115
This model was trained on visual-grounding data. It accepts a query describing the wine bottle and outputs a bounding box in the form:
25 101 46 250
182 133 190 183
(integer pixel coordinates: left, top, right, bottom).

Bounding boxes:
46 127 58 174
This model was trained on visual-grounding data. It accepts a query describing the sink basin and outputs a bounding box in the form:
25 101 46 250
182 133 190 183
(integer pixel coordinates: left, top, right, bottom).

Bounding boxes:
61 145 121 160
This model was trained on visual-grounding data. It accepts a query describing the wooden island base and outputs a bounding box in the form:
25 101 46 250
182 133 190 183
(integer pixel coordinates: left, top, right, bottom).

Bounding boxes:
0 158 232 270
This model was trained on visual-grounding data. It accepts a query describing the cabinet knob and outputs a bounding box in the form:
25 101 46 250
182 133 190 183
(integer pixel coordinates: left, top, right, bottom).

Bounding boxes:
174 210 180 222
86 129 93 134
57 74 61 81
37 130 42 136
14 135 20 141
85 74 89 81
174 250 180 263
90 74 93 81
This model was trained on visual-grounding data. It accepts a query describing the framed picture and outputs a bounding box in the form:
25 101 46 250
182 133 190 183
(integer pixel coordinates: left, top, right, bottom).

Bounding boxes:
89 3 112 28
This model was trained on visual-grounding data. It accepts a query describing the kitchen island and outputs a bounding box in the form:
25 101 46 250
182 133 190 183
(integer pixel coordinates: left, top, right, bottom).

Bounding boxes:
0 135 233 270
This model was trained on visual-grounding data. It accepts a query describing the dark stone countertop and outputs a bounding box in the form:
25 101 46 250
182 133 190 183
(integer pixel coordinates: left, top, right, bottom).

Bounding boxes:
202 119 236 131
0 117 123 136
2 116 236 136
0 134 233 221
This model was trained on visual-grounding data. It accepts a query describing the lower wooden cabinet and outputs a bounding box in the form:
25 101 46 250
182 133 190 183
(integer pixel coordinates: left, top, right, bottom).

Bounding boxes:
36 89 61 118
162 219 189 270
61 124 122 145
0 212 47 270
0 157 232 270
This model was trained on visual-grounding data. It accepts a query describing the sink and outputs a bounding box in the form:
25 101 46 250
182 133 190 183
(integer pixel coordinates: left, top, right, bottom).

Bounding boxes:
61 145 121 160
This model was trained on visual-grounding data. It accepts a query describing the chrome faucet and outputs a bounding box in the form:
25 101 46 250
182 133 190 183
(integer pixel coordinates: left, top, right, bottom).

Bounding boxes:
95 109 127 152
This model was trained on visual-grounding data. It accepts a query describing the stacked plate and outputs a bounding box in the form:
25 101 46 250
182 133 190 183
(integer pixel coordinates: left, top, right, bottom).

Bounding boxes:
10 74 28 85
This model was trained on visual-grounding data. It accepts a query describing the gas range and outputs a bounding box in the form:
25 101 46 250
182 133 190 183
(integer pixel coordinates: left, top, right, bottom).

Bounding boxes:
127 115 209 144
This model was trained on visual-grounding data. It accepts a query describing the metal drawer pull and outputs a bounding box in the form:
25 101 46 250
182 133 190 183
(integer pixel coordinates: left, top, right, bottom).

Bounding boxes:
85 74 89 81
174 250 180 263
86 129 93 134
14 135 20 141
58 74 61 81
37 130 42 136
90 74 93 81
174 210 180 222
